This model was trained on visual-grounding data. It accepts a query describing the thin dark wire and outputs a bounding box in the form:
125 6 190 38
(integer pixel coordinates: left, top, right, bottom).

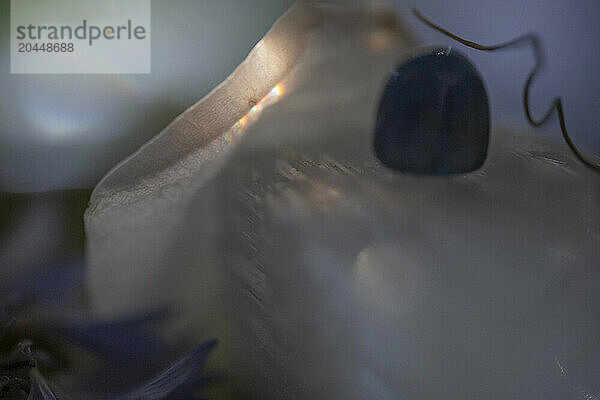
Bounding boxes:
413 9 600 172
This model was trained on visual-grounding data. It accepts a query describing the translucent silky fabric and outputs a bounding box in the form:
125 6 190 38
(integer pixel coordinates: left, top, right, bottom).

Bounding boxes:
86 3 600 399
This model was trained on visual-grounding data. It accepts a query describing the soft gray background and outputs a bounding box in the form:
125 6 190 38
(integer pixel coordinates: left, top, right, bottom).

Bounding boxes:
0 0 598 192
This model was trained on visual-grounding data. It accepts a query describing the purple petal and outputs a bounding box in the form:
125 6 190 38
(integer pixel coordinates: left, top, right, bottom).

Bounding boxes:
116 340 217 400
27 369 58 400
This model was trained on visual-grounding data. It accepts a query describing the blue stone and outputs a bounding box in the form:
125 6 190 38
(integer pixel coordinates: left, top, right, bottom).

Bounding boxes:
374 48 489 174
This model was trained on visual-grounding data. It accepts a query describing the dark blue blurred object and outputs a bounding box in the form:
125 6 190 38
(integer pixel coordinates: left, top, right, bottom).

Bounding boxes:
49 310 171 369
0 258 83 309
374 48 489 174
0 251 218 398
24 340 217 400
115 339 217 400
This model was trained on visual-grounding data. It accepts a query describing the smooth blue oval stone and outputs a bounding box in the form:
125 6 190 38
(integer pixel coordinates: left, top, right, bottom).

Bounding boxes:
374 48 489 174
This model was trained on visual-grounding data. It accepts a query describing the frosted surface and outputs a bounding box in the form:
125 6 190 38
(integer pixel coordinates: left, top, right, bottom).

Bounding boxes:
85 3 600 399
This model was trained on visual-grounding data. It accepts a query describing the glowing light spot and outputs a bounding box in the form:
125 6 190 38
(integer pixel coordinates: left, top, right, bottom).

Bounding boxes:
366 29 396 51
270 83 283 98
26 97 102 141
217 82 285 145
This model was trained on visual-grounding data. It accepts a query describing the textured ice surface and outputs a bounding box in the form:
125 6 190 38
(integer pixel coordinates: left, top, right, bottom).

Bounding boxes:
85 3 600 399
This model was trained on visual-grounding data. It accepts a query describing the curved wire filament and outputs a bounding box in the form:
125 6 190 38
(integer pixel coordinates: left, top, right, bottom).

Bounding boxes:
413 9 600 172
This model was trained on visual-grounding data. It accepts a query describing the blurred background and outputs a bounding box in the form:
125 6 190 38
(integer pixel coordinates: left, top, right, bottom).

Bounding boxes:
0 0 598 396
